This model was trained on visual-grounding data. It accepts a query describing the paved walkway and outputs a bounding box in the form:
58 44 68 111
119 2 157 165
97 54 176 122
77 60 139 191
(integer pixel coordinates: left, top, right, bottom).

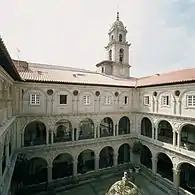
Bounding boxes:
57 174 167 195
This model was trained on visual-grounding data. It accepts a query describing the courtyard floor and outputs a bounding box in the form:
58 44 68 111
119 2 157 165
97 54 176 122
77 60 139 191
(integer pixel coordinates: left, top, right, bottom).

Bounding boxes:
56 174 167 195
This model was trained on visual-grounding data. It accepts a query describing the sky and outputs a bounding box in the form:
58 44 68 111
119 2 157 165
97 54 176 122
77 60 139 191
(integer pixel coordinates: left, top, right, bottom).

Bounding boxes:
1 0 195 77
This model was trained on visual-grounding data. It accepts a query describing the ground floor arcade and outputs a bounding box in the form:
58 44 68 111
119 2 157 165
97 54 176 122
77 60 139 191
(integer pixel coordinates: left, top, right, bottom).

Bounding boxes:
12 143 195 194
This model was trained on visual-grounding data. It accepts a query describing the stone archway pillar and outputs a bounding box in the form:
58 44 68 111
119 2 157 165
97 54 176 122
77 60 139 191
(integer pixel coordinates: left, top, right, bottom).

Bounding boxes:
21 131 24 147
95 157 99 170
97 125 100 138
94 124 97 138
73 160 77 176
114 152 118 166
5 142 9 166
51 131 54 144
173 168 181 189
152 157 157 174
47 162 53 182
173 131 176 146
46 131 49 145
177 132 181 147
155 127 158 140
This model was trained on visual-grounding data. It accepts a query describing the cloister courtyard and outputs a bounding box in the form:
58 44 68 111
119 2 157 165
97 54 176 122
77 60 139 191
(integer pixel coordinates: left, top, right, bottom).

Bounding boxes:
57 174 166 195
6 116 195 194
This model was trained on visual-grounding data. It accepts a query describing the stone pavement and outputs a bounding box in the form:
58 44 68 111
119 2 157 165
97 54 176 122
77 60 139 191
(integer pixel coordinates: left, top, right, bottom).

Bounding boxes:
57 174 168 195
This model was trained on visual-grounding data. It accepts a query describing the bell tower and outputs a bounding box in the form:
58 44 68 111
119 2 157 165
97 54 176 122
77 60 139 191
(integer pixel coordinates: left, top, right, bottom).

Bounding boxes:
96 12 131 78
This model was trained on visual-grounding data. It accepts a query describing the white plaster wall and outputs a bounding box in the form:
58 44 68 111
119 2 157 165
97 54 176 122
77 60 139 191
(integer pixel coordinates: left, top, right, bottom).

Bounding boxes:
138 83 195 118
0 66 14 123
17 83 133 116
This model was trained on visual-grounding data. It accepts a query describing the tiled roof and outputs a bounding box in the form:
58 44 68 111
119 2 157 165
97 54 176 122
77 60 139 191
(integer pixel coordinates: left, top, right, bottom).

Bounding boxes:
0 37 21 80
18 62 136 87
137 68 195 87
14 60 195 87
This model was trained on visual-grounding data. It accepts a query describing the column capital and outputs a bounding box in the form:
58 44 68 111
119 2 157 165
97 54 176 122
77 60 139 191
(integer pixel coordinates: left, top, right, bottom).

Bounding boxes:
47 164 53 169
151 157 158 162
172 168 181 175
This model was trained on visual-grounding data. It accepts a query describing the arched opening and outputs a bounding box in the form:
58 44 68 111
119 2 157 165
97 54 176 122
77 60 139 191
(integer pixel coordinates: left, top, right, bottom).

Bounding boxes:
119 34 122 42
158 120 173 144
54 120 72 143
79 118 94 140
100 117 114 137
99 146 114 168
24 121 46 146
109 50 112 61
118 116 130 135
25 157 47 185
141 117 152 138
52 153 73 179
77 149 95 174
118 143 130 164
181 124 195 151
119 48 124 63
140 145 152 169
111 35 114 40
157 153 173 181
180 163 195 194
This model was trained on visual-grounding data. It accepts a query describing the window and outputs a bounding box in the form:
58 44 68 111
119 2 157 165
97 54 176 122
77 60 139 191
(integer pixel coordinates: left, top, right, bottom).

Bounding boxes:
83 95 91 105
186 95 195 107
161 96 169 106
30 94 40 105
124 96 128 104
111 35 114 40
119 48 124 62
104 96 112 105
109 50 112 61
60 95 67 105
143 96 150 105
102 67 104 73
119 34 122 42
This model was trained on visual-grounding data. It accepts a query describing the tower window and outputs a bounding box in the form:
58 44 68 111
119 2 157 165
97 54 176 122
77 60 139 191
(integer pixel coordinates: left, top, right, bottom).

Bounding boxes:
102 67 104 73
119 48 124 62
119 34 122 42
109 50 112 61
111 35 114 40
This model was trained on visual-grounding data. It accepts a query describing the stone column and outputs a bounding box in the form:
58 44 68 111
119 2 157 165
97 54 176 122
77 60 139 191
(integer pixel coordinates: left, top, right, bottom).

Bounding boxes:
71 128 74 141
21 131 24 147
113 153 118 166
95 157 99 170
152 157 157 174
177 132 181 147
94 124 97 139
152 127 155 139
46 130 49 145
173 131 176 146
76 124 80 141
97 125 100 138
47 163 53 182
51 132 54 144
113 125 116 136
5 142 9 166
173 168 181 189
155 127 158 140
73 160 77 177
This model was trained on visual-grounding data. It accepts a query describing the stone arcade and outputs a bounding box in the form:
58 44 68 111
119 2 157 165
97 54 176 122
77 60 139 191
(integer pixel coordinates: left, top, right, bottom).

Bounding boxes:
1 12 195 195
